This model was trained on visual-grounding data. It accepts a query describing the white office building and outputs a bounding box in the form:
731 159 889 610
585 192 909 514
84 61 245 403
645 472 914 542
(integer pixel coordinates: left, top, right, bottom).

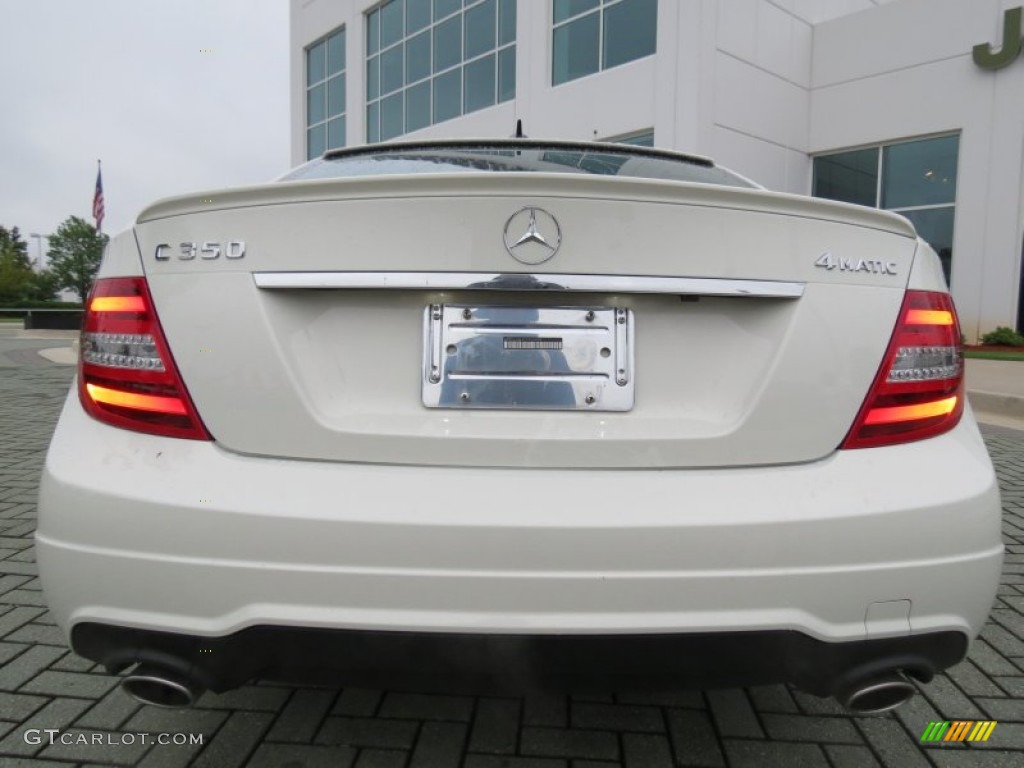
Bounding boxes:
290 0 1024 340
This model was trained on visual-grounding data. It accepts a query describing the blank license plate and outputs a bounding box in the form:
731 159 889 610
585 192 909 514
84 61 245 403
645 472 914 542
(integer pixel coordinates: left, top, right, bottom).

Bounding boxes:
422 304 634 411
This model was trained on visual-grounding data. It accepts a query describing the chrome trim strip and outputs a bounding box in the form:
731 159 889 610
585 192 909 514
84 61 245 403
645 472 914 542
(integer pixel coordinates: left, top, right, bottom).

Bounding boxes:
253 272 804 298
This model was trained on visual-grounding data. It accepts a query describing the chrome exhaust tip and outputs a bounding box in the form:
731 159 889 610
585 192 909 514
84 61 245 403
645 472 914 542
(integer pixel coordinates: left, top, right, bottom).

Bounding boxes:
837 671 916 714
121 666 203 708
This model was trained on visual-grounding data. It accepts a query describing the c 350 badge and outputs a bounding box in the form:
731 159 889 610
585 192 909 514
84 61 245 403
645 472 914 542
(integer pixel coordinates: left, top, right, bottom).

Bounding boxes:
155 241 246 261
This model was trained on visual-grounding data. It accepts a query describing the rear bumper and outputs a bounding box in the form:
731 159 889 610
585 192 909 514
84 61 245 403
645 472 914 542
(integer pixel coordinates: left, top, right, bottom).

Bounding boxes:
71 622 968 697
37 389 1003 692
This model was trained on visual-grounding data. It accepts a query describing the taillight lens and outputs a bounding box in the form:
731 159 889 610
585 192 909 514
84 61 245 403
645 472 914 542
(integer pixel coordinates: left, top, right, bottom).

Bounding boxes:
78 277 211 440
841 290 963 449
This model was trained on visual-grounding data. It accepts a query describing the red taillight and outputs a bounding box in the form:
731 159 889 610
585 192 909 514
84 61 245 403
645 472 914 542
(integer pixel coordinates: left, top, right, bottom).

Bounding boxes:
841 290 963 449
78 277 211 440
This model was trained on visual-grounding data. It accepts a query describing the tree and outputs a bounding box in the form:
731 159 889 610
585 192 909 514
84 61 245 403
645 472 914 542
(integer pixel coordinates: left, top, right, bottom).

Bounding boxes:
0 225 33 305
24 269 60 302
46 216 108 302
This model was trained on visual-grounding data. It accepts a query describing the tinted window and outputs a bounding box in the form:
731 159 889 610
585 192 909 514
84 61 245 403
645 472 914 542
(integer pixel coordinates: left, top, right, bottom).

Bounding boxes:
464 54 496 113
406 82 431 132
369 0 515 140
465 0 496 59
813 134 959 287
901 207 954 285
553 0 656 86
882 135 958 209
614 131 654 147
813 148 878 207
307 41 326 87
282 142 753 188
553 12 599 84
306 28 347 159
603 0 656 70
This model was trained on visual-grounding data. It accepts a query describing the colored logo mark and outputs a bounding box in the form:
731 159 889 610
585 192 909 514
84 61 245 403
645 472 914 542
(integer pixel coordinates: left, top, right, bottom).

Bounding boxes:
920 721 997 743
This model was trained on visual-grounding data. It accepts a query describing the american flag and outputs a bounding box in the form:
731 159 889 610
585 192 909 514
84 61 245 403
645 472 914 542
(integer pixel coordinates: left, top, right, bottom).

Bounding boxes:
92 162 105 232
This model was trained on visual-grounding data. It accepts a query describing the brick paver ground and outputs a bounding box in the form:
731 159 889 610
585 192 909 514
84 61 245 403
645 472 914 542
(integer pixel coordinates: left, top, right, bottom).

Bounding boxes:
2 339 1023 767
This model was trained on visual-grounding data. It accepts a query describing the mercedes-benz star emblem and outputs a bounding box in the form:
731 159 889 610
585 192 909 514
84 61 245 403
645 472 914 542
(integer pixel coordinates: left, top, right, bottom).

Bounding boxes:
503 207 562 265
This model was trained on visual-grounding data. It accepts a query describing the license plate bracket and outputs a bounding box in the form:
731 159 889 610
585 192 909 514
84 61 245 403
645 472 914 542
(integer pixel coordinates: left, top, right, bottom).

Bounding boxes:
422 304 634 411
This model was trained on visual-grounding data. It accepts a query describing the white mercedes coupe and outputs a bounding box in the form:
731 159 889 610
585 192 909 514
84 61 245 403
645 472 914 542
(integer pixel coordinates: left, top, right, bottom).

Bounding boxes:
36 141 1003 712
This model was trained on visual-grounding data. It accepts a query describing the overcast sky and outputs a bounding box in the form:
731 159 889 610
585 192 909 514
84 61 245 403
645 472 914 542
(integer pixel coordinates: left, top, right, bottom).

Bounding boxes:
0 0 289 260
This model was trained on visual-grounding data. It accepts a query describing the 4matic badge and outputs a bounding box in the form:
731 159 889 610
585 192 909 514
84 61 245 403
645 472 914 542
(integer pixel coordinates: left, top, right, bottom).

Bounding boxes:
815 251 898 276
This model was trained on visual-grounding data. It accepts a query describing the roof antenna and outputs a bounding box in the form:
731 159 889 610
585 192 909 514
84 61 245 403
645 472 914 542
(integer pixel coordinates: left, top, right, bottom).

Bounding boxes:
514 119 526 138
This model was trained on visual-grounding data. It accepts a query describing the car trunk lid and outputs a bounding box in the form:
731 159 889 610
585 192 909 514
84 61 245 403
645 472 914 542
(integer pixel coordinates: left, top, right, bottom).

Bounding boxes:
134 173 917 468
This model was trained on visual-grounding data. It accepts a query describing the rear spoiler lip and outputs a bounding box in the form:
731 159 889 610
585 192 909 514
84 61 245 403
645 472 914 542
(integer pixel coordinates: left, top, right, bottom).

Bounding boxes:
135 174 918 240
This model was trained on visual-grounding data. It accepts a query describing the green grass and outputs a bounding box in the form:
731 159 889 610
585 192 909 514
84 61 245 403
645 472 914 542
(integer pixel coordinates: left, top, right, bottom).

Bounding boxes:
964 349 1024 362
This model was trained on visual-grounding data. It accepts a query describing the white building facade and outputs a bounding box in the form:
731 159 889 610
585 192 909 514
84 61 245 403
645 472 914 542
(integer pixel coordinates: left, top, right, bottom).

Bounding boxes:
290 0 1024 340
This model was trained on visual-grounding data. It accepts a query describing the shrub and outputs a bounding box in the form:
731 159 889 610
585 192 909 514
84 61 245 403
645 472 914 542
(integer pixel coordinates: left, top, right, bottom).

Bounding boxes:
980 326 1024 346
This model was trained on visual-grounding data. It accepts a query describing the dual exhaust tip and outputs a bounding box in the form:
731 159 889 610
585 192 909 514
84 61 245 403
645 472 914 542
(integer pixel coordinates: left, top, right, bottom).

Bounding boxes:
119 664 917 714
121 666 203 709
836 671 917 715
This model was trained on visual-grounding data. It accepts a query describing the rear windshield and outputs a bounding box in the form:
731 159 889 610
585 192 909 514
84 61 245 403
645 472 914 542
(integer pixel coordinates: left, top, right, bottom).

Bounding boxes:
280 142 755 188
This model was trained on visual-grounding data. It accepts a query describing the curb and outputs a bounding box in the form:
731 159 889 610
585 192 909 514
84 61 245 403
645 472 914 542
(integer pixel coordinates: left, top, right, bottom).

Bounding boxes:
14 329 79 340
968 390 1024 420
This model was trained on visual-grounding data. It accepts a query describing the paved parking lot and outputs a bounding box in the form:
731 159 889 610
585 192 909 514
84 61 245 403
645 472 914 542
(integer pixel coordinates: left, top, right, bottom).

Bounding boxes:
2 331 1024 767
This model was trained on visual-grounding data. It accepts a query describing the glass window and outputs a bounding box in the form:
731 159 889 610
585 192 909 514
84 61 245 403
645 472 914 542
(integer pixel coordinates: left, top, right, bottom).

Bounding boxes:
553 12 600 85
407 31 431 84
434 0 460 21
327 33 345 73
465 0 496 59
542 150 629 175
464 54 496 113
368 13 380 55
326 33 346 79
381 45 404 94
307 41 326 87
813 135 959 286
900 207 954 285
327 75 346 116
434 16 462 71
283 142 756 190
380 93 404 141
306 28 347 159
603 0 656 70
367 0 515 141
367 56 380 100
499 0 516 45
408 0 432 33
812 148 878 208
327 116 346 150
881 135 959 209
406 81 432 132
367 102 380 143
307 84 326 126
613 131 654 147
554 0 599 23
553 0 656 86
434 68 462 122
579 153 628 175
498 46 515 103
380 0 404 48
307 124 326 159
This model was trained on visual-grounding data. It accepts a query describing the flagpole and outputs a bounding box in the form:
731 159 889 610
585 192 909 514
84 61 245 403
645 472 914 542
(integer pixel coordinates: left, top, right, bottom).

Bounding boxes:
93 159 104 234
